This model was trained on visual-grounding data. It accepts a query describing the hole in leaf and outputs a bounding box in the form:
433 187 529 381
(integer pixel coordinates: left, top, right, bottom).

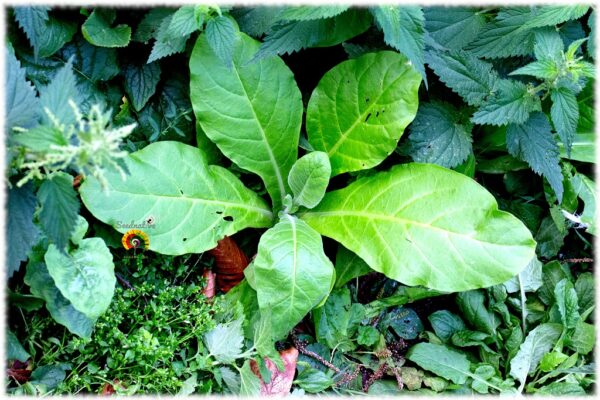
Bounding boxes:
223 216 234 222
216 211 223 214
364 113 372 122
179 189 184 195
183 238 187 242
375 111 380 117
365 97 370 103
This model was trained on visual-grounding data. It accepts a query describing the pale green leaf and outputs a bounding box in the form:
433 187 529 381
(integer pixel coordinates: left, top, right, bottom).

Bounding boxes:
288 151 331 209
5 47 39 133
80 141 273 255
177 375 197 395
204 318 244 363
503 257 543 293
554 278 580 330
407 101 473 168
13 7 76 58
69 215 88 246
220 367 241 394
301 164 536 292
428 310 467 342
425 49 499 107
7 331 30 362
239 359 261 396
7 184 39 278
190 32 302 209
509 323 563 383
537 382 586 395
38 172 80 251
205 16 239 68
539 351 569 372
472 80 541 126
333 245 372 289
45 238 115 319
13 125 67 152
371 6 426 80
510 60 559 79
424 7 486 50
278 6 349 21
248 215 334 340
82 9 131 48
506 112 563 202
551 86 579 156
568 320 595 354
123 62 161 112
307 51 421 176
406 343 471 384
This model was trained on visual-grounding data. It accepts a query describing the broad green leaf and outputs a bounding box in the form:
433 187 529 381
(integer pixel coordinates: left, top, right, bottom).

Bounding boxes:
28 364 70 391
287 151 331 209
574 272 594 313
407 101 473 168
570 173 596 235
294 367 333 393
533 28 564 61
82 9 131 48
7 331 30 362
80 141 272 255
190 32 302 209
428 310 466 342
356 326 380 346
278 6 349 21
472 80 541 126
510 60 559 79
205 16 239 67
371 6 426 80
333 245 372 289
301 163 536 292
123 63 161 112
568 320 595 354
5 47 39 133
204 318 244 363
38 173 80 251
7 184 39 278
539 351 569 372
509 323 562 384
24 250 95 339
13 7 76 58
39 61 81 126
233 6 286 38
313 287 364 351
425 49 499 107
537 382 586 395
554 278 580 330
424 7 486 50
307 51 421 176
503 257 543 293
456 290 499 336
406 343 471 384
559 133 594 163
551 86 579 155
195 121 222 165
247 215 334 340
525 6 590 28
238 359 261 395
45 238 115 319
381 307 423 339
506 112 563 202
76 40 119 82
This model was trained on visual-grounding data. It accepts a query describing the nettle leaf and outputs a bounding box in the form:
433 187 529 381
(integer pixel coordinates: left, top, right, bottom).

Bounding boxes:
5 47 39 133
38 59 81 126
428 310 467 342
333 245 371 289
588 11 595 59
25 251 95 339
407 101 473 168
550 86 579 155
38 173 80 251
278 6 349 21
406 343 471 384
80 141 273 255
190 32 302 210
233 6 286 38
472 80 541 126
301 163 536 292
510 60 559 80
13 6 76 59
554 278 580 330
506 112 564 202
123 62 161 112
307 51 421 176
76 40 119 82
371 6 426 80
204 318 244 363
134 8 173 43
254 10 371 59
147 11 189 63
205 16 239 68
7 184 39 278
425 49 499 107
533 28 564 61
82 9 131 48
164 6 198 38
509 323 562 384
13 125 68 152
45 238 115 319
287 151 331 209
424 7 486 50
247 215 334 340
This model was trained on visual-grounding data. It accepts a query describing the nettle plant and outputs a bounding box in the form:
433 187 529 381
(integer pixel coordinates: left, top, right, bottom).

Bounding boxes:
81 26 537 342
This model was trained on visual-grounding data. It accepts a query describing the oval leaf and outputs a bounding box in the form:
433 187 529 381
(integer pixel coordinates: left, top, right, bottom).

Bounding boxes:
301 163 536 292
45 238 115 319
288 151 331 209
190 32 302 209
81 9 131 48
80 141 273 255
306 51 421 176
246 215 334 340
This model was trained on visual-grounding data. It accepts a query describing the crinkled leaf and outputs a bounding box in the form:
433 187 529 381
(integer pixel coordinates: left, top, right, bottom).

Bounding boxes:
13 6 76 58
301 164 536 292
288 151 331 209
205 16 238 68
503 257 543 293
356 326 380 347
428 310 466 342
533 28 564 61
407 101 472 168
7 184 39 278
472 80 541 126
80 142 272 255
425 49 499 107
551 86 579 156
147 11 189 63
82 9 131 48
406 343 471 384
190 32 302 209
7 331 30 362
123 62 161 112
204 318 244 363
554 278 580 330
45 238 115 319
38 61 81 126
506 112 563 202
307 51 421 176
333 245 372 289
424 7 486 50
509 323 562 383
38 173 80 251
371 6 426 80
510 60 559 80
248 216 334 340
76 40 119 82
5 47 39 133
456 290 499 336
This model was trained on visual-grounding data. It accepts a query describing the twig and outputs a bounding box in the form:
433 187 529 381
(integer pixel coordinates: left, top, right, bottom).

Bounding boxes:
115 272 133 290
562 257 594 263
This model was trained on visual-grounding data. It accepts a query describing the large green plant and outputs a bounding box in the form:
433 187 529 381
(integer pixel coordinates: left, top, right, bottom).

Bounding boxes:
80 27 536 341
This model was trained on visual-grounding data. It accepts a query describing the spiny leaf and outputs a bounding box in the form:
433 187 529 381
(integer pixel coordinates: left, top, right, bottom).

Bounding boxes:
13 6 76 58
205 16 239 67
133 8 172 43
424 7 486 50
204 318 244 363
123 62 161 111
550 86 579 156
38 173 80 251
7 184 39 278
208 236 250 293
38 60 81 126
5 47 39 133
472 80 541 126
